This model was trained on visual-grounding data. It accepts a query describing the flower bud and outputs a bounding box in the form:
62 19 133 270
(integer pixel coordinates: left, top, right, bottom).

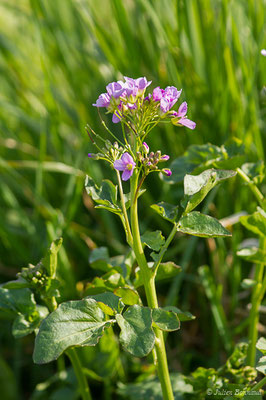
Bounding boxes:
160 154 170 161
88 153 100 160
105 140 112 150
155 150 161 160
142 142 149 154
162 169 172 177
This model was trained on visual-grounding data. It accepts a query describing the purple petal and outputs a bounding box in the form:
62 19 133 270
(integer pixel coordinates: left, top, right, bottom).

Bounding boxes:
160 97 171 113
163 169 172 176
106 81 125 98
153 87 164 101
92 93 110 107
179 118 196 130
164 86 182 101
160 155 170 161
121 152 135 166
122 169 133 181
261 49 266 56
177 101 187 117
114 159 126 171
112 113 121 123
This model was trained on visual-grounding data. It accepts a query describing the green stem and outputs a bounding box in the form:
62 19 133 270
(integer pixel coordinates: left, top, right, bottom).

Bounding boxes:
236 168 264 206
251 376 266 393
152 224 177 277
66 348 92 400
116 170 133 246
130 170 174 400
247 237 266 366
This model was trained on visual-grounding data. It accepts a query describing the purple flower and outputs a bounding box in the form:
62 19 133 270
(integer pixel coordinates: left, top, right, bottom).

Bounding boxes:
153 87 164 101
162 169 172 176
160 86 182 113
261 49 266 56
124 76 151 96
114 152 136 181
173 102 196 130
93 93 111 108
106 81 125 98
135 77 152 92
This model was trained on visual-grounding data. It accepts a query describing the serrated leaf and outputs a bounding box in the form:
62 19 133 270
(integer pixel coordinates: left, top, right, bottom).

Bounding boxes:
33 298 113 364
152 308 180 331
150 202 179 223
164 306 196 322
114 287 140 305
256 337 266 355
85 175 121 215
134 262 181 288
116 305 155 357
178 212 231 238
182 169 236 213
239 208 266 238
256 356 266 375
141 230 165 252
87 292 124 315
237 247 266 263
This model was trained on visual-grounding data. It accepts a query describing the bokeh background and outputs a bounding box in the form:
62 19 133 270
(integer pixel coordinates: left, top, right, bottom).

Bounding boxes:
0 0 265 399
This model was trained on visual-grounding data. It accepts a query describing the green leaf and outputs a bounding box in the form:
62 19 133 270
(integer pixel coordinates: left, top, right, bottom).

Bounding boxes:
237 247 266 264
178 212 232 238
256 356 266 375
41 238 63 277
0 287 36 316
239 208 266 238
134 262 181 288
33 298 113 364
182 169 236 213
87 292 124 316
241 161 265 185
141 230 165 252
83 270 126 296
116 305 155 357
12 305 49 339
150 202 179 223
124 188 146 209
256 337 266 355
164 306 196 322
85 175 121 215
89 247 132 277
118 373 193 399
152 308 180 331
163 140 245 183
114 287 140 305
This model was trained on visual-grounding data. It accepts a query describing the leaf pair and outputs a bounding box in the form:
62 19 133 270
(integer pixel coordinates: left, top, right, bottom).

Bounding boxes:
33 294 181 364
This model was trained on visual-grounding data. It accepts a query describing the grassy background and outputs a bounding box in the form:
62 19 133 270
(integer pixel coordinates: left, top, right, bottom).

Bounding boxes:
0 0 265 398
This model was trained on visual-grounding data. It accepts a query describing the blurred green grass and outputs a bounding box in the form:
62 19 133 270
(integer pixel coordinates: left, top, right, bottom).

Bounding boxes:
0 0 265 397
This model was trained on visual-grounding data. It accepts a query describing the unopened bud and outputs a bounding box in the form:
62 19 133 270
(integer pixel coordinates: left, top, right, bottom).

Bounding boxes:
162 169 172 177
88 153 100 160
142 142 149 154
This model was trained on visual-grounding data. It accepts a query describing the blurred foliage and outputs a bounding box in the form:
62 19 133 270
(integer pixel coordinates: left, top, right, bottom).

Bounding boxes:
0 0 265 398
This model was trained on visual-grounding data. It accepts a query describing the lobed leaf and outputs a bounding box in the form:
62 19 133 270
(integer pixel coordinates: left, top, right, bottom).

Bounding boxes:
0 287 36 316
256 337 266 355
177 212 232 238
116 305 155 357
256 356 266 375
33 298 113 364
164 306 196 322
114 287 140 305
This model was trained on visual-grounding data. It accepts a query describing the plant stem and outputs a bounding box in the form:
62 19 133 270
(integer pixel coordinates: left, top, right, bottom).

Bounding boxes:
251 376 266 393
236 168 264 206
116 170 133 246
152 224 177 277
130 170 174 400
66 348 92 400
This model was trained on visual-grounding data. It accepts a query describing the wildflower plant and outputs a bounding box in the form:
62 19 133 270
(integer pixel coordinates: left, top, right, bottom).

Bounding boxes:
1 76 265 400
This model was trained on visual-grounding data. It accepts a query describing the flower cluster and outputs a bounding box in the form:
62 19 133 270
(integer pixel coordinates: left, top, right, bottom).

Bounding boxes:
89 76 196 182
93 76 195 130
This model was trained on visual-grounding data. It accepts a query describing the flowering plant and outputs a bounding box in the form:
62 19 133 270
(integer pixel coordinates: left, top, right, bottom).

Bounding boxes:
2 77 265 400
